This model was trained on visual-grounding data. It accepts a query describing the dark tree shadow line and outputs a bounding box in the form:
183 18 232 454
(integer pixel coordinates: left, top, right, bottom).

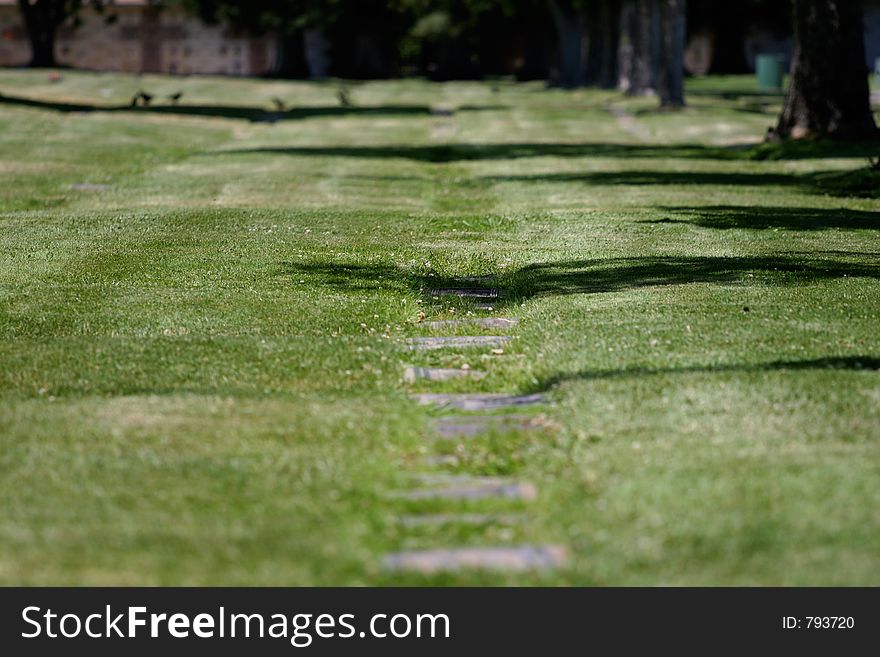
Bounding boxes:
0 92 503 122
277 254 880 393
279 254 880 306
647 206 880 231
526 355 880 394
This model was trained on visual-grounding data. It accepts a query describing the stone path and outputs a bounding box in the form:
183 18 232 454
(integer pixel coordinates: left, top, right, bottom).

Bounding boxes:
397 513 524 527
383 280 567 574
394 478 537 501
383 545 568 574
403 366 485 383
411 393 546 411
430 288 501 299
432 414 540 439
68 183 110 191
405 335 511 350
425 317 518 330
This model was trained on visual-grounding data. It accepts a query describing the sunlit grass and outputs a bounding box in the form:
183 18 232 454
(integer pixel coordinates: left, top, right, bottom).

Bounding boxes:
0 71 878 584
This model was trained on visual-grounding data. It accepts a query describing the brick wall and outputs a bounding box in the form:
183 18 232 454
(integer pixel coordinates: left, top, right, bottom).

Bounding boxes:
0 4 278 76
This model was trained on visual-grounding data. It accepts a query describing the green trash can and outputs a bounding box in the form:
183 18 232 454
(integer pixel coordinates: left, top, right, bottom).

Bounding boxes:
756 54 784 91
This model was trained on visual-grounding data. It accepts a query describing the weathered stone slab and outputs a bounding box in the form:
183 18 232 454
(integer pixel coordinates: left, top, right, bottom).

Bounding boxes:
397 513 524 527
432 414 538 439
68 183 109 191
411 393 546 411
430 288 500 298
382 545 568 573
414 473 504 486
405 336 511 350
425 317 518 330
396 478 537 501
403 365 485 383
421 455 461 467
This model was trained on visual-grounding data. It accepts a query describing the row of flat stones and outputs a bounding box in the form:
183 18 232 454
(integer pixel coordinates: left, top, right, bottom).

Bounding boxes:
382 285 568 574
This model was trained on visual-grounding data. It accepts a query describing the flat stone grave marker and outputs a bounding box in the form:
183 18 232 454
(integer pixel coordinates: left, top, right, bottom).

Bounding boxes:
403 365 485 383
405 335 511 350
394 476 537 502
430 288 500 299
432 414 539 439
382 545 568 573
397 513 524 528
424 317 518 330
68 183 110 191
421 454 461 467
411 392 546 411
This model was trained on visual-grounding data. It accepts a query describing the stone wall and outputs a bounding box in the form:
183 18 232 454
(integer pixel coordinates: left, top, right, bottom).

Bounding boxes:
0 4 277 75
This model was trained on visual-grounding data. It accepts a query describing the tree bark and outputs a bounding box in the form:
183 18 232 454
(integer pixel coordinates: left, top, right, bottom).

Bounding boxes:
776 0 878 139
586 0 622 88
548 0 586 88
627 0 659 95
617 0 636 91
17 0 65 67
656 0 685 107
303 26 331 78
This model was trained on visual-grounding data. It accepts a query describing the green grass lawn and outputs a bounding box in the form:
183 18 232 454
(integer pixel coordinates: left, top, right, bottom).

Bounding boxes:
1 70 878 585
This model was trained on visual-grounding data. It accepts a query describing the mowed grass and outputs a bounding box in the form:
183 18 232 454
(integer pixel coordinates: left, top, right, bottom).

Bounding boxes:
1 69 879 585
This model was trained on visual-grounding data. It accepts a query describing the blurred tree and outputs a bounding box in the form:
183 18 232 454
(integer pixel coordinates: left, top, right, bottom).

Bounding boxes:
181 0 338 76
775 0 878 139
617 0 685 106
631 0 658 95
16 0 108 67
656 0 685 107
547 0 586 88
585 0 621 89
687 0 791 74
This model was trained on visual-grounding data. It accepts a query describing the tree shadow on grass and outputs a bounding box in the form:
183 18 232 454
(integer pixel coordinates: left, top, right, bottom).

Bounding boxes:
528 355 880 394
218 142 741 162
279 255 880 308
0 92 502 122
214 139 879 163
481 167 880 200
481 170 798 186
500 256 880 299
649 206 880 231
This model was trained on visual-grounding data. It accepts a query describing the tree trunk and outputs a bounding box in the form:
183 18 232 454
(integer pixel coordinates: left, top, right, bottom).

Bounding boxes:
548 0 586 88
627 0 658 95
586 0 622 88
303 27 331 78
617 0 636 91
776 0 878 139
656 0 685 107
18 0 61 67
